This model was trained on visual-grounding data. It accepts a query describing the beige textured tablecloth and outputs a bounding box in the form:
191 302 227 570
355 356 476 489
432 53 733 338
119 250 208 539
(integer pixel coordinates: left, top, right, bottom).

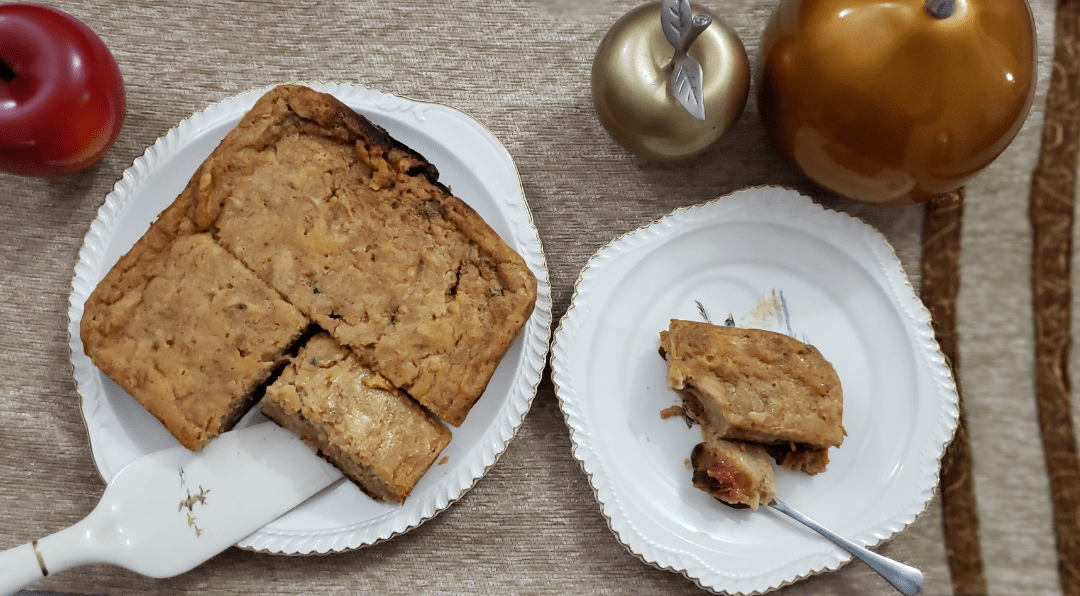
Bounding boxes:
0 1 1068 594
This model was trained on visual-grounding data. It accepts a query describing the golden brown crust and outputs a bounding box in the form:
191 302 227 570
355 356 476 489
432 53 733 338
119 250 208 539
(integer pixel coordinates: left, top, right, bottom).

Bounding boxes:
82 84 535 456
660 320 844 450
194 85 535 426
81 234 309 451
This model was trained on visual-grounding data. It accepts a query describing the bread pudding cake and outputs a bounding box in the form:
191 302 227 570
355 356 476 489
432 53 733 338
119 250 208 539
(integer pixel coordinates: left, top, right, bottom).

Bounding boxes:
198 85 536 426
660 319 844 467
262 333 451 504
81 84 536 460
80 233 309 451
660 319 844 507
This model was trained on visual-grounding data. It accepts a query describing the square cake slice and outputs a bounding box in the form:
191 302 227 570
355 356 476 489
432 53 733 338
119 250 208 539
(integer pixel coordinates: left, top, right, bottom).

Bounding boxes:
80 233 310 451
660 319 844 472
180 84 537 427
262 332 452 504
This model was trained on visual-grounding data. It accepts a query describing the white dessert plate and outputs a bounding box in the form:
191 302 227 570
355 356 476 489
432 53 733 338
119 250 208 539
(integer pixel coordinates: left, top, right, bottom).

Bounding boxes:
551 186 958 595
67 82 551 554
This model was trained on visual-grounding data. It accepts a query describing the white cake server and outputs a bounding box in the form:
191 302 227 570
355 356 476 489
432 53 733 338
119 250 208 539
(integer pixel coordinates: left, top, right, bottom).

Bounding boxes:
0 422 343 595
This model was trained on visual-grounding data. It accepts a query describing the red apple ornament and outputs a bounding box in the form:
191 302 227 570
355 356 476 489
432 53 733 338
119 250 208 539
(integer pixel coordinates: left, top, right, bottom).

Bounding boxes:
0 4 125 177
756 0 1036 204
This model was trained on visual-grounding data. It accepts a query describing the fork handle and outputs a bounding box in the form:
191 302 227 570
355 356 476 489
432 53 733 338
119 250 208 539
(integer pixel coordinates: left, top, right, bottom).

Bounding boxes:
770 499 924 595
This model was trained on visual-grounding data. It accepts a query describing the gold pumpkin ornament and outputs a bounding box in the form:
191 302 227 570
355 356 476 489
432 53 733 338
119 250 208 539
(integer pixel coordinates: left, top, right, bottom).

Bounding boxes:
592 0 750 160
756 0 1037 204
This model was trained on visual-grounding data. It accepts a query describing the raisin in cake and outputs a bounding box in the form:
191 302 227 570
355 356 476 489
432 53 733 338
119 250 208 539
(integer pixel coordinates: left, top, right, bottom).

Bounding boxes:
262 333 451 504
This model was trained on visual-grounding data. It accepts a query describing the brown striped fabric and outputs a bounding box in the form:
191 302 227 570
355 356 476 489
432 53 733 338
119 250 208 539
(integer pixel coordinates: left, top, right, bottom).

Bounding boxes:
1030 1 1080 594
923 189 989 596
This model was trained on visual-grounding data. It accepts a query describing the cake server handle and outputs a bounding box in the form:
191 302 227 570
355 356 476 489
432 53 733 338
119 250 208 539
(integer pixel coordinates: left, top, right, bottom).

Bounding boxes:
0 515 118 596
0 423 342 595
769 497 924 595
0 540 58 596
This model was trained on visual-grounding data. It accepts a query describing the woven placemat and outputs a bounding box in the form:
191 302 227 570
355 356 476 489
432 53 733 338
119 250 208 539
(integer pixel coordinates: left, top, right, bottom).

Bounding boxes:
0 0 1070 594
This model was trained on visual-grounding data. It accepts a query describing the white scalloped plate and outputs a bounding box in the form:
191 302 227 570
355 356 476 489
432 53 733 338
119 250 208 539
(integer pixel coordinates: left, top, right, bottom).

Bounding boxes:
551 186 958 595
67 82 551 554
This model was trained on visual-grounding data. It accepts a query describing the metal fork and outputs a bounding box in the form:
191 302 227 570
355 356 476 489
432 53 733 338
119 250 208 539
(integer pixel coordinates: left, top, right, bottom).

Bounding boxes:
770 497 924 595
692 300 924 595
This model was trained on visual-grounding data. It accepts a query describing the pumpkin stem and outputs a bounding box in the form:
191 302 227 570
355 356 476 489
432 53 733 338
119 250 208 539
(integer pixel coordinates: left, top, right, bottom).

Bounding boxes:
0 56 14 83
925 0 955 19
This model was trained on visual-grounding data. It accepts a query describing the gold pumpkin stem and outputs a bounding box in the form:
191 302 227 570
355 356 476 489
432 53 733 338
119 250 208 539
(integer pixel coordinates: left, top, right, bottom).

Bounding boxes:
925 0 956 19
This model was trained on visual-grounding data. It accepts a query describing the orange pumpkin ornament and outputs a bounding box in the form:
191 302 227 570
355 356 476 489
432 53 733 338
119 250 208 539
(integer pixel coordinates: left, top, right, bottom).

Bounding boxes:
756 0 1037 204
